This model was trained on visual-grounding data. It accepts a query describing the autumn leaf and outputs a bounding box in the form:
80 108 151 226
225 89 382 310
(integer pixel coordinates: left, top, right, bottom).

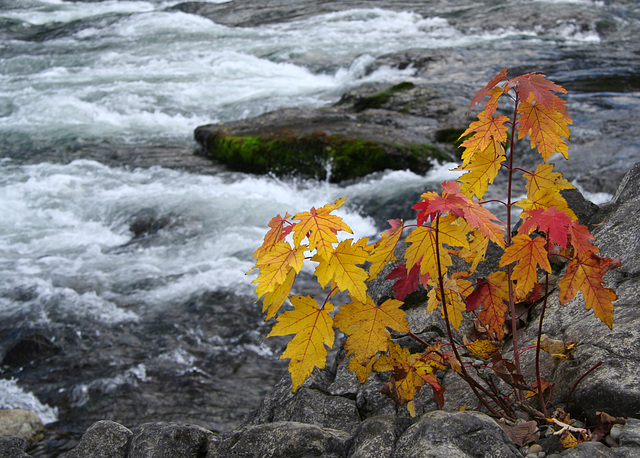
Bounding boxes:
427 275 472 330
348 354 376 384
387 263 422 301
467 271 510 340
523 164 574 198
513 72 569 113
253 241 305 296
500 233 552 297
517 100 571 162
568 222 599 259
457 140 506 200
537 334 577 360
466 339 501 359
374 341 445 414
334 296 409 367
261 268 296 320
558 254 617 328
467 67 508 114
253 213 293 259
459 111 510 165
313 238 369 303
267 295 335 391
292 197 351 260
368 223 403 280
519 206 573 248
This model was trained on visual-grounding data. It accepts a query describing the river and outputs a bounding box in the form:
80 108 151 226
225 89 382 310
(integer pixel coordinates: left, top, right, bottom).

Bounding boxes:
0 0 638 452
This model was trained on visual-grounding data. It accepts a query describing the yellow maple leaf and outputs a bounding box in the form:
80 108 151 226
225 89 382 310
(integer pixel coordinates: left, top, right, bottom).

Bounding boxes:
374 341 445 415
267 295 335 391
459 111 510 165
515 187 577 221
405 219 469 280
456 140 506 200
253 241 305 296
466 339 501 359
349 354 377 384
499 233 551 298
524 163 574 198
313 238 369 303
367 224 403 280
253 213 292 259
334 296 409 366
292 197 351 261
427 275 471 330
261 268 296 321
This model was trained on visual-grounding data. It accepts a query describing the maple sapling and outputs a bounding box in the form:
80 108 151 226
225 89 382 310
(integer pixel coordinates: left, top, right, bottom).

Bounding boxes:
250 69 619 444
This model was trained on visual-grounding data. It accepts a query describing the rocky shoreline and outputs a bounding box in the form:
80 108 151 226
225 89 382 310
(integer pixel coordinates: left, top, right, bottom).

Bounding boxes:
4 142 640 457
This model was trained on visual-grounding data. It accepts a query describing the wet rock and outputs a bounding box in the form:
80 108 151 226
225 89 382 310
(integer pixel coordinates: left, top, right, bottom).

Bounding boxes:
392 411 521 457
0 436 29 458
0 410 43 445
219 421 352 457
347 415 399 457
1 334 59 368
129 422 216 457
65 420 132 458
194 87 457 183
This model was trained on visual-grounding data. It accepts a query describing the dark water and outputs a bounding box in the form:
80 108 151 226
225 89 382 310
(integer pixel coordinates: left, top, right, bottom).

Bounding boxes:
0 1 639 454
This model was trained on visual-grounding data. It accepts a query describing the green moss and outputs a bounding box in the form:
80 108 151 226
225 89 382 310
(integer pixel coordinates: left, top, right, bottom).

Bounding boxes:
204 130 446 182
434 127 468 146
353 81 416 112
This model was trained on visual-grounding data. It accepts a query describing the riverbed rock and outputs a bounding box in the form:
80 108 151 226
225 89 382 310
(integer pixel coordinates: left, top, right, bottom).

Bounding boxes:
0 410 43 445
194 82 462 183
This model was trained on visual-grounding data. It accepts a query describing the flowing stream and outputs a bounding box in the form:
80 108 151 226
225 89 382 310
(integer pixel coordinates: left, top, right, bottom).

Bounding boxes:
1 0 639 448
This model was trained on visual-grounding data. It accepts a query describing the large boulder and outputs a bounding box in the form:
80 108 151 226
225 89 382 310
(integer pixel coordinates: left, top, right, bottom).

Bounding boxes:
194 82 462 183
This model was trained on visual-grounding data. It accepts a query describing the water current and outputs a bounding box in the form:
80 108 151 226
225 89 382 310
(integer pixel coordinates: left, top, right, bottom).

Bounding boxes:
1 0 639 450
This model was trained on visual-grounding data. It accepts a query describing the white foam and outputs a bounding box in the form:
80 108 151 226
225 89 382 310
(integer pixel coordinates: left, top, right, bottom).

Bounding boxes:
0 378 58 425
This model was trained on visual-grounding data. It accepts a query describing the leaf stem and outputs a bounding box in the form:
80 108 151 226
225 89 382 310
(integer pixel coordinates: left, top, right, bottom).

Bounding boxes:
564 360 603 413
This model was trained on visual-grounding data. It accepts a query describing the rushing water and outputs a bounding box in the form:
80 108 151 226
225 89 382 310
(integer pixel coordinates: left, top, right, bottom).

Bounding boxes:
1 0 639 449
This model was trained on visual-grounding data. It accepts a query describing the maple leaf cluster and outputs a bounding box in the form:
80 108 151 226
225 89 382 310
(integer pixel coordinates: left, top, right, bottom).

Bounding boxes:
250 69 619 422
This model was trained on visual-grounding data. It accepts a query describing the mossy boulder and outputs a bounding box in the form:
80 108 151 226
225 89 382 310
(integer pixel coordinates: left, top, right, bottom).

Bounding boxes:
194 81 465 182
198 129 446 182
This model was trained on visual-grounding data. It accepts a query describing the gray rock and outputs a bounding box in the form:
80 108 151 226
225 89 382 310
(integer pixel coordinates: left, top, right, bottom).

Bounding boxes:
618 418 640 448
65 420 132 458
0 409 43 444
129 422 216 458
348 415 399 458
0 436 29 458
517 163 640 421
557 440 615 457
392 410 522 457
220 421 352 457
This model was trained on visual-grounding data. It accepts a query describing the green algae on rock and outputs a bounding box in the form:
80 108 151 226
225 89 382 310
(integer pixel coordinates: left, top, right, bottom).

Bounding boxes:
198 129 447 183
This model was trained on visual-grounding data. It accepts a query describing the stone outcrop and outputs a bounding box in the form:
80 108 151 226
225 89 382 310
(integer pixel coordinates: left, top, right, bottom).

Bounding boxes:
7 161 636 457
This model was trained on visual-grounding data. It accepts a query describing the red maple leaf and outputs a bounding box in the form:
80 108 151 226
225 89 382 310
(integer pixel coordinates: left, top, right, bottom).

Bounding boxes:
519 206 572 248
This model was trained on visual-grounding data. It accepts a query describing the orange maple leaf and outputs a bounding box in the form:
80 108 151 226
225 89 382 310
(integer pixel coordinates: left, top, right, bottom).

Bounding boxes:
517 100 571 162
313 238 370 303
468 271 510 340
558 254 617 328
292 197 351 261
499 233 551 297
467 67 508 114
267 295 335 391
334 296 409 366
568 222 599 259
253 213 293 259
